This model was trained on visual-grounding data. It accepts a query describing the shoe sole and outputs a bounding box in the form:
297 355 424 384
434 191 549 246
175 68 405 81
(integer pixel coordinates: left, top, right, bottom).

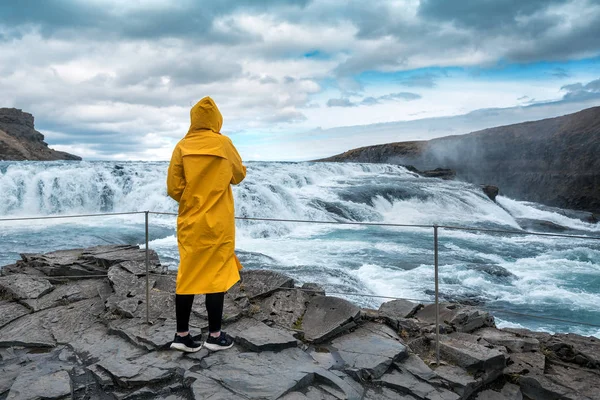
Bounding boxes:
170 342 203 353
204 342 234 351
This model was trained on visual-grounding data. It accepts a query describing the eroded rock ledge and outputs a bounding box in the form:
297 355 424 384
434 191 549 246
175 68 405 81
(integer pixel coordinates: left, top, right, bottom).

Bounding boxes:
1 245 599 399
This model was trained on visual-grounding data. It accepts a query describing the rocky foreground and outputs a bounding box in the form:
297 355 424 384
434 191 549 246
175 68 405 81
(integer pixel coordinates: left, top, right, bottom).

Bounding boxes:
1 246 599 400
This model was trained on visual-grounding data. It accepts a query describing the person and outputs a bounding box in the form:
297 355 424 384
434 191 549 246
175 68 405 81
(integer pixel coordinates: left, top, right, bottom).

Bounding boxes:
166 97 246 352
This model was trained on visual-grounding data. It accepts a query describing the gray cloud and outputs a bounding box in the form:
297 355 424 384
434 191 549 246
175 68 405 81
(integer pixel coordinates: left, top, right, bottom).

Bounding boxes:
550 67 570 78
328 92 421 107
561 77 600 102
398 73 438 88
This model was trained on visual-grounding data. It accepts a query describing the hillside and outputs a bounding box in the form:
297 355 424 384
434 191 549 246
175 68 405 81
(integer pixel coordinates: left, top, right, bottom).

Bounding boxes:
0 108 81 161
320 106 600 213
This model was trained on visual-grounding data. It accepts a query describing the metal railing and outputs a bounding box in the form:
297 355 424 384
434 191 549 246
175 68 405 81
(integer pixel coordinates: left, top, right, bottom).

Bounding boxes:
1 210 599 365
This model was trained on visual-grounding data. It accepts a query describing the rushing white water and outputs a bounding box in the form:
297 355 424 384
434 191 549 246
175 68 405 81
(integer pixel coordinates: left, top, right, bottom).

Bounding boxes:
1 160 599 337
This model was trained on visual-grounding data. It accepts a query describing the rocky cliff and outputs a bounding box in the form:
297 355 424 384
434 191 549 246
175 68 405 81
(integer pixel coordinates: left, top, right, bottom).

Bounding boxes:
0 108 81 161
320 107 600 213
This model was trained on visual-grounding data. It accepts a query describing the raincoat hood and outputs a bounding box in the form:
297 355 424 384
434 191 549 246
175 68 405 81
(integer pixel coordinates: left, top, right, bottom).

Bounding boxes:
188 97 223 135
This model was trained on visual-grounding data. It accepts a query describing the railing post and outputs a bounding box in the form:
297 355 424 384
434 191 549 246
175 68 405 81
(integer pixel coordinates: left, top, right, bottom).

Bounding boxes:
434 224 440 366
145 211 150 325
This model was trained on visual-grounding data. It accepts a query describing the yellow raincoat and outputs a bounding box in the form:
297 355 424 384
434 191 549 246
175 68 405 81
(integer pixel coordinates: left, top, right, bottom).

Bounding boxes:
167 97 246 295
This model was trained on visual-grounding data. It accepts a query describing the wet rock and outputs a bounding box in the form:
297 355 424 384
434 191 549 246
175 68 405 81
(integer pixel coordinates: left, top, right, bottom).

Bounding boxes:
476 328 539 353
229 269 295 300
0 274 54 300
330 322 408 381
379 299 423 319
465 264 516 279
0 300 30 329
420 168 456 180
415 303 495 333
424 290 485 306
7 369 72 400
439 336 506 373
227 318 298 352
303 296 361 343
378 368 460 400
256 288 310 329
481 185 500 202
516 218 568 233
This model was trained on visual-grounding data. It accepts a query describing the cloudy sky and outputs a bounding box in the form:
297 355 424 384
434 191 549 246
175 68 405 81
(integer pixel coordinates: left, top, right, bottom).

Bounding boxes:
1 0 600 161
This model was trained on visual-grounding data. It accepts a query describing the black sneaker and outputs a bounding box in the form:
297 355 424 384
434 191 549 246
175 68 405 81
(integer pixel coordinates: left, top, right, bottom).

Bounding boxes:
204 331 234 351
170 333 203 353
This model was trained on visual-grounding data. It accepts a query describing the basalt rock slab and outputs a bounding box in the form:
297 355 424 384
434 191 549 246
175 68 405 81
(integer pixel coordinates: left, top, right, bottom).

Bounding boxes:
504 351 545 375
439 336 506 373
379 299 423 319
434 365 482 399
229 269 295 300
395 353 437 382
330 322 408 381
184 371 245 399
416 303 495 333
475 327 540 353
377 368 460 400
227 318 298 352
257 288 310 329
21 278 112 312
541 333 600 369
303 296 361 343
108 318 178 351
0 274 54 300
7 369 72 400
0 309 56 348
200 347 363 400
0 300 30 329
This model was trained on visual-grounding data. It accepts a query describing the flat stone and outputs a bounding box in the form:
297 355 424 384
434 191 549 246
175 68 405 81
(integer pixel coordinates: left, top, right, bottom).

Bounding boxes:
0 310 56 348
535 362 600 400
475 328 540 353
108 318 178 350
0 274 54 300
439 336 506 373
8 369 71 400
416 304 495 333
227 318 298 352
229 269 295 300
365 386 419 399
96 357 174 389
330 322 408 381
378 369 460 400
0 362 23 397
69 323 145 365
200 347 362 400
501 383 523 400
88 364 115 388
434 365 481 399
303 296 361 343
46 298 105 344
257 288 310 329
21 278 112 312
396 353 437 382
0 300 30 329
185 371 245 399
476 389 513 400
504 351 545 375
379 299 423 319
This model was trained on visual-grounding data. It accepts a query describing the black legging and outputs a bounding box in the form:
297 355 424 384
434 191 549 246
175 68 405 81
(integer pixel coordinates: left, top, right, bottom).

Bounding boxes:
176 292 225 334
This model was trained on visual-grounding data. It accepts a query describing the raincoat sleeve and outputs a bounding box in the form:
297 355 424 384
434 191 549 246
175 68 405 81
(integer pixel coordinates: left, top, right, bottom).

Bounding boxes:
224 137 246 185
167 145 186 202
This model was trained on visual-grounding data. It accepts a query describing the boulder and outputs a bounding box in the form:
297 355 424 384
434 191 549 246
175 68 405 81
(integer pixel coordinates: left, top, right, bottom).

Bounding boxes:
0 274 54 300
481 185 500 202
303 296 361 343
330 322 408 381
465 264 516 279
